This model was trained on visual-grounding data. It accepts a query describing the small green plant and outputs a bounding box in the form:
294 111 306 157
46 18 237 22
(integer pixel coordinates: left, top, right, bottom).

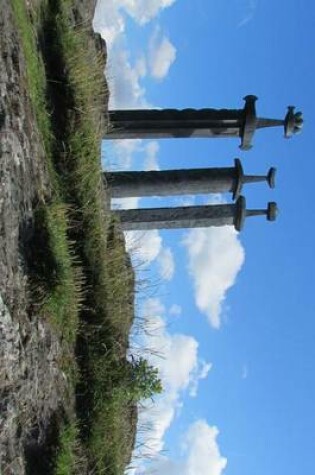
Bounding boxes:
125 357 162 402
55 423 79 475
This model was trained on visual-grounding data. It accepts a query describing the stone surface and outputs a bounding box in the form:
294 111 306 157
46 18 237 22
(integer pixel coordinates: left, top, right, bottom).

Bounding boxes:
105 159 275 199
106 106 244 141
106 167 237 197
106 96 302 149
115 203 237 230
114 196 278 232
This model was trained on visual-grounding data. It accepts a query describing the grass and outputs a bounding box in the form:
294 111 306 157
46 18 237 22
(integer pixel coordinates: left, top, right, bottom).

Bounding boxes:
11 1 152 474
54 423 81 475
11 0 81 361
11 0 51 155
36 203 83 346
84 224 137 474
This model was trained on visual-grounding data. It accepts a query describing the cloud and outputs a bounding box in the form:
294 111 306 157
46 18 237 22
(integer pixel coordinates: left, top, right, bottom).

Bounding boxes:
121 0 176 25
106 139 159 172
112 197 140 210
149 30 177 80
174 195 196 207
133 299 212 458
112 198 170 277
183 226 245 329
157 247 175 281
183 421 227 475
94 0 177 108
94 1 177 179
106 139 142 170
236 0 258 28
135 420 227 475
169 303 182 317
106 50 149 109
94 0 126 47
113 191 174 279
126 235 175 280
94 1 166 109
94 0 176 42
241 364 249 380
125 230 163 265
144 141 160 171
142 297 165 317
189 360 212 398
137 321 199 454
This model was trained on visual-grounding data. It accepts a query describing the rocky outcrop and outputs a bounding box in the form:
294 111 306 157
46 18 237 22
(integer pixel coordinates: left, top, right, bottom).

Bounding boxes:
0 2 68 473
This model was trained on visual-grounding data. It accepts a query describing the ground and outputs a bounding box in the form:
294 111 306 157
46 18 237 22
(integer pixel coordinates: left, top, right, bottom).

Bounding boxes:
0 1 114 473
0 1 69 472
0 0 145 472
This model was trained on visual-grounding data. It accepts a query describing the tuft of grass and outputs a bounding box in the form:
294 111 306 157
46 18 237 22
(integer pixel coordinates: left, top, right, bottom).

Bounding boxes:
89 390 138 475
38 203 83 345
85 223 137 474
54 422 83 475
11 0 56 178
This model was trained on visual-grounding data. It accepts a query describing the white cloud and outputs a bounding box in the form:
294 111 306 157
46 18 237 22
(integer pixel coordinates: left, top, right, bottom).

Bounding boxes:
236 0 258 28
133 299 212 459
189 360 212 398
106 50 149 109
106 139 159 172
108 139 143 170
115 207 170 276
174 195 196 207
119 0 176 25
241 364 249 380
142 297 165 318
95 0 177 32
157 247 175 281
183 226 245 329
125 230 163 265
169 304 182 317
137 320 200 454
113 192 173 279
94 0 126 47
112 196 140 210
183 421 227 475
149 31 177 80
94 0 176 45
144 141 160 171
124 234 174 281
135 420 227 475
94 0 177 108
94 1 177 176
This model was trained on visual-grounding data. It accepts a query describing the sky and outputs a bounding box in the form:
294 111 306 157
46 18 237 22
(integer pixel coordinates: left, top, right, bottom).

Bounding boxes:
93 1 315 474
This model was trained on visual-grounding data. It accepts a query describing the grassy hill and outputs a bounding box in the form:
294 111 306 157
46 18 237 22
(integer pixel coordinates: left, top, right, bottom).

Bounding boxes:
2 0 159 473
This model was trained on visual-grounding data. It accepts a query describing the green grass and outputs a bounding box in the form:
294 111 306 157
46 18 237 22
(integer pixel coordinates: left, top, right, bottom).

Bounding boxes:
37 203 82 345
11 1 161 474
11 0 81 344
11 0 54 174
89 391 137 475
55 423 81 475
48 11 139 471
85 223 136 474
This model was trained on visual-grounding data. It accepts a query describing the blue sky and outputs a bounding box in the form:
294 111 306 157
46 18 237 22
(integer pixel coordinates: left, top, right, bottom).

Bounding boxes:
94 1 315 474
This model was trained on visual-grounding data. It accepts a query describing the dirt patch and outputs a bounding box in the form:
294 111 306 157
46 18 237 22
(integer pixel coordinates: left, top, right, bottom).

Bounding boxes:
0 1 69 472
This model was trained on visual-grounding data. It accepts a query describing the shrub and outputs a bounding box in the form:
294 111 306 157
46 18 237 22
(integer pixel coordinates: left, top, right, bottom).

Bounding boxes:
126 357 162 402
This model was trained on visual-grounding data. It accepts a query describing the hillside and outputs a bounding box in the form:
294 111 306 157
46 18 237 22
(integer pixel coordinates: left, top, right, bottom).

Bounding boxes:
0 1 147 473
